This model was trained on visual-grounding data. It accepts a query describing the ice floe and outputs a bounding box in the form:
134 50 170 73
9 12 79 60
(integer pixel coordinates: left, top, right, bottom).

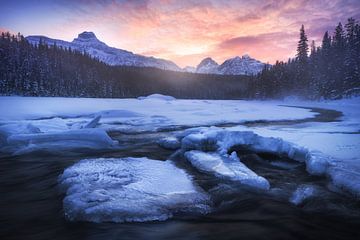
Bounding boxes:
157 137 181 150
184 151 270 190
290 185 318 205
58 157 211 223
0 123 41 145
1 128 118 156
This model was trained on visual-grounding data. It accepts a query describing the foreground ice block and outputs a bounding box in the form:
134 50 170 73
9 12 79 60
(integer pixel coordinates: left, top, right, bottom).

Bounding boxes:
58 157 211 223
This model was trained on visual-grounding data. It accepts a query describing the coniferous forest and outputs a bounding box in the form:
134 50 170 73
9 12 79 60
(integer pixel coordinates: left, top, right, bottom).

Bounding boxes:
0 18 359 100
250 18 360 100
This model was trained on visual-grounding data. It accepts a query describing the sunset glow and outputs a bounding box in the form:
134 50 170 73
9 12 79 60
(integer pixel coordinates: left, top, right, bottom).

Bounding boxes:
1 0 360 67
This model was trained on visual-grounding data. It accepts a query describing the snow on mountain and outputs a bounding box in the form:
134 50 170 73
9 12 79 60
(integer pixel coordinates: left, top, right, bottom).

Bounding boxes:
26 32 181 71
195 57 219 74
182 66 196 73
26 32 266 75
218 55 266 75
191 55 267 75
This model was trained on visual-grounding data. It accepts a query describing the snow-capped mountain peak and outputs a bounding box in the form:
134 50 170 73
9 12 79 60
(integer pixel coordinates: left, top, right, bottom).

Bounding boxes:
217 55 266 75
72 31 103 45
76 31 97 40
196 57 219 74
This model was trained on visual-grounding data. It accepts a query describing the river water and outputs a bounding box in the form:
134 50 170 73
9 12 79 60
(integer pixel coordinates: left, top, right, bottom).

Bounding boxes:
1 109 360 240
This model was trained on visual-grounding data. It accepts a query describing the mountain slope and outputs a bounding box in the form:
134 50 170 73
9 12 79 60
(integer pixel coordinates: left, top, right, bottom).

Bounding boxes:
26 32 181 71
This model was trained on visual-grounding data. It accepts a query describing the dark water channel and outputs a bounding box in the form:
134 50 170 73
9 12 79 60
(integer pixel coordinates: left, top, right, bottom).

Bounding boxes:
1 128 360 240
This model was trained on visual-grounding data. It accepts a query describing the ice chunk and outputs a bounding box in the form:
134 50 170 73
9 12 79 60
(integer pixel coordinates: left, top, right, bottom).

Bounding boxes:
95 110 144 118
181 132 218 152
328 166 360 198
290 185 318 205
184 150 270 190
3 128 118 155
305 151 331 175
82 115 101 128
138 94 176 101
0 123 41 145
158 137 181 150
58 157 211 223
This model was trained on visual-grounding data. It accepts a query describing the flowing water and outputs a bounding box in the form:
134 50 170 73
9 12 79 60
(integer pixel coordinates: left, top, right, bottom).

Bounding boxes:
1 128 360 240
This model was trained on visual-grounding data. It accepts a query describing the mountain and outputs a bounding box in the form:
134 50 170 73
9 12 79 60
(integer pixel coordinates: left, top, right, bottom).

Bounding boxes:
191 55 267 75
26 32 181 71
182 66 196 73
196 57 219 74
218 55 266 75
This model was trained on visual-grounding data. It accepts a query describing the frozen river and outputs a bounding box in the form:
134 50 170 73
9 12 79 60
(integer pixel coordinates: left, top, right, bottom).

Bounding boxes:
0 95 359 239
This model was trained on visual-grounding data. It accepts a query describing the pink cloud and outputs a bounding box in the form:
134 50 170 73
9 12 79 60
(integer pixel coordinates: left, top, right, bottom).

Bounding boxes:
4 0 360 67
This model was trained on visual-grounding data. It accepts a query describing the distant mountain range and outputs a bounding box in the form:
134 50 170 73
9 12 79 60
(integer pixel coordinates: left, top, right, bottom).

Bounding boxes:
26 31 267 75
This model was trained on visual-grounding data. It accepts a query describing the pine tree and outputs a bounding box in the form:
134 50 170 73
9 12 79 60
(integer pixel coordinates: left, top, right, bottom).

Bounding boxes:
296 25 309 63
295 25 310 95
310 40 316 56
344 18 359 95
333 22 345 48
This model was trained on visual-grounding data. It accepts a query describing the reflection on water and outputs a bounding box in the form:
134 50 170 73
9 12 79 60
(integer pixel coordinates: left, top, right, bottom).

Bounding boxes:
1 131 360 240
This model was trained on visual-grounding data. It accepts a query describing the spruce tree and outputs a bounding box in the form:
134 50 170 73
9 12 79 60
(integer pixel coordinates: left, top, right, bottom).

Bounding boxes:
296 25 309 63
296 25 310 95
344 18 359 95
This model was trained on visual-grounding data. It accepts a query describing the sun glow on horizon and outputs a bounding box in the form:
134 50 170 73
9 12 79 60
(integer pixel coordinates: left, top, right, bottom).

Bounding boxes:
1 0 360 67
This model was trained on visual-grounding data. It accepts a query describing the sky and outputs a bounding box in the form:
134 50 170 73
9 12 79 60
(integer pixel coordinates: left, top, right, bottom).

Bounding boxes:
1 0 360 67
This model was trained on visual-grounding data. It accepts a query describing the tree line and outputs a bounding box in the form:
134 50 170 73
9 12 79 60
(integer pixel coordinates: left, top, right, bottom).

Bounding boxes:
0 32 251 99
250 18 360 99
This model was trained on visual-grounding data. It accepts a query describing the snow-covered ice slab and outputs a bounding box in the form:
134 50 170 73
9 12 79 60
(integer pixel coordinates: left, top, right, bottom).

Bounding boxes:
58 157 211 223
1 128 118 156
184 151 270 190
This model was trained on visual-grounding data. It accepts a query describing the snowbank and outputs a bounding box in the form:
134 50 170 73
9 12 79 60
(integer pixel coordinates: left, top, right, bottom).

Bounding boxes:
138 94 176 101
184 151 270 190
58 157 211 223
